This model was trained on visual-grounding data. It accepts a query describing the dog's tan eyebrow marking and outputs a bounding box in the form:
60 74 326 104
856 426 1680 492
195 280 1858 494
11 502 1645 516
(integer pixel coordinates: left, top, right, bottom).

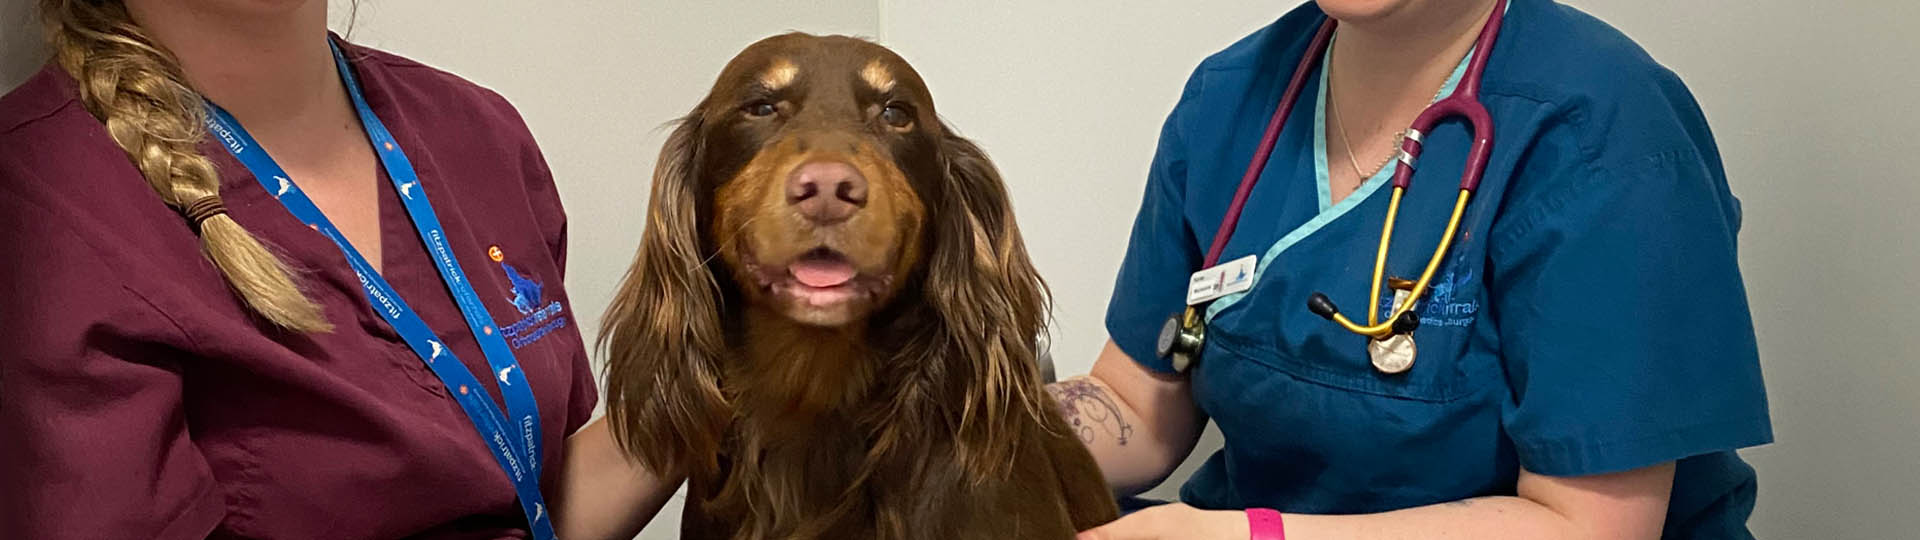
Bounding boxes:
761 58 799 90
860 59 895 93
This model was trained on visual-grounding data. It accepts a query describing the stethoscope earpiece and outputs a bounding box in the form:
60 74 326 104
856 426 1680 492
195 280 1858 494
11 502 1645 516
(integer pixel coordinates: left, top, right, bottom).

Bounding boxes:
1393 312 1421 334
1309 292 1420 337
1306 292 1340 321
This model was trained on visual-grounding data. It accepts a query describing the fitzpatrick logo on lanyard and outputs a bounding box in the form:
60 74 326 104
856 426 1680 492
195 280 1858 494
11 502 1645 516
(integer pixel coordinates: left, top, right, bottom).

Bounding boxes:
201 40 556 540
490 245 568 349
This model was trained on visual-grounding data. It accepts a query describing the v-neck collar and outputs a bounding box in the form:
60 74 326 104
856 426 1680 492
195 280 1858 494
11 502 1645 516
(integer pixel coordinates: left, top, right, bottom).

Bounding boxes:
1207 28 1477 321
1313 33 1477 213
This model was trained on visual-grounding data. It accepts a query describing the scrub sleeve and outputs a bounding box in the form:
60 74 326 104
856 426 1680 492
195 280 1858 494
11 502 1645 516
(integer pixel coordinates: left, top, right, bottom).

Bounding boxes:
0 204 224 539
1107 65 1207 375
1488 129 1771 477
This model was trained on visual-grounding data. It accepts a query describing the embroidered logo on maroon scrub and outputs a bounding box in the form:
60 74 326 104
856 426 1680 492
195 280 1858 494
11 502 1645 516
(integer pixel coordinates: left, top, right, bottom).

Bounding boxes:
490 245 567 349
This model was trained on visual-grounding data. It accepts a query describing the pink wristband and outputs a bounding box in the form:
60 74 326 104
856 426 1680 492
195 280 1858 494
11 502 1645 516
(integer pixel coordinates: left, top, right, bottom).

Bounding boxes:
1247 508 1284 540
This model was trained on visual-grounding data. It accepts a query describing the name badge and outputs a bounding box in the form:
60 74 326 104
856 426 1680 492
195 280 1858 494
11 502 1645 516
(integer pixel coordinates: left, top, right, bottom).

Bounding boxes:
1186 255 1258 305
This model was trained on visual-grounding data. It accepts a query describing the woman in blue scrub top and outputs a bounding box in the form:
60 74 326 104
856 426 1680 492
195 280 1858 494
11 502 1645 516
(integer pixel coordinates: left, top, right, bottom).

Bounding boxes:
1061 1 1772 539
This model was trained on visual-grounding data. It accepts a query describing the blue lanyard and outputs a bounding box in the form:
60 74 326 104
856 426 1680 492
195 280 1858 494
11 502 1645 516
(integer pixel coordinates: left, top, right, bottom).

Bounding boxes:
203 41 554 539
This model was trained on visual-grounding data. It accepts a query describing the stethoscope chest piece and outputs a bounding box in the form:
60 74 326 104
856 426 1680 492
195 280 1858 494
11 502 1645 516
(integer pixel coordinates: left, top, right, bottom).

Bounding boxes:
1366 281 1421 374
1368 333 1417 374
1158 307 1206 373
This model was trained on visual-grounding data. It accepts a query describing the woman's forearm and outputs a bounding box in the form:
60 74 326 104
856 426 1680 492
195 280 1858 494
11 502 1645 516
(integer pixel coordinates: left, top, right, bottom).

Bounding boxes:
1284 496 1577 539
1288 461 1674 540
552 416 680 540
1047 340 1206 495
1048 375 1163 494
1087 463 1674 540
1082 497 1571 540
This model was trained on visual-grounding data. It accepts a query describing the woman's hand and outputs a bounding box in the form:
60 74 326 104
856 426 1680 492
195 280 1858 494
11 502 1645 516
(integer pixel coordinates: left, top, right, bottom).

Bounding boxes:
1076 503 1248 540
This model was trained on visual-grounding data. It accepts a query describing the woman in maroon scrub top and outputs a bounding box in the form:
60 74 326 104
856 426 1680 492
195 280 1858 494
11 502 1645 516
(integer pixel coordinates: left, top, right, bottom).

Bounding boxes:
0 1 606 538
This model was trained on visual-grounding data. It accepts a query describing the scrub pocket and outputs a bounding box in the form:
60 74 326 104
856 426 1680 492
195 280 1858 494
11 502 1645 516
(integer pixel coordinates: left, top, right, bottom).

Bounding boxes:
1186 334 1511 514
1205 300 1486 405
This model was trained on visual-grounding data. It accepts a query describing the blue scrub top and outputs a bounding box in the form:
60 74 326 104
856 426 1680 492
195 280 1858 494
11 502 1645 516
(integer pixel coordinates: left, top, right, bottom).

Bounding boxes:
1104 1 1773 538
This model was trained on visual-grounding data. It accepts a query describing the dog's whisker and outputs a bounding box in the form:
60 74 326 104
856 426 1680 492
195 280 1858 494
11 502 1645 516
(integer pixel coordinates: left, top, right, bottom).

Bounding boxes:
691 215 765 272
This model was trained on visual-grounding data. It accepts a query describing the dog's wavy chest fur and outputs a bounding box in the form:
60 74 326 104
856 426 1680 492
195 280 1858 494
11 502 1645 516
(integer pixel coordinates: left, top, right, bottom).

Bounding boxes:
677 341 1112 540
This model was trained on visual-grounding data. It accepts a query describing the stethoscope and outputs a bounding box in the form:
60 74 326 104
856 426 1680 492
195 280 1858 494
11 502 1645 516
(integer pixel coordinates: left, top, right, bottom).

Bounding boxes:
1157 0 1508 374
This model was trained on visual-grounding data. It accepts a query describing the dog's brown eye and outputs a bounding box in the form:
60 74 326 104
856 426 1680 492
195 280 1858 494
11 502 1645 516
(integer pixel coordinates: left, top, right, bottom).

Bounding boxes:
744 101 777 118
880 104 912 129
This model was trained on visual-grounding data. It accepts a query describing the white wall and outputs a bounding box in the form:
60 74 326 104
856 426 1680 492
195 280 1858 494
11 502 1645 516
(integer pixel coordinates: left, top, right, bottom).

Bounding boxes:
0 0 38 91
4 1 1913 538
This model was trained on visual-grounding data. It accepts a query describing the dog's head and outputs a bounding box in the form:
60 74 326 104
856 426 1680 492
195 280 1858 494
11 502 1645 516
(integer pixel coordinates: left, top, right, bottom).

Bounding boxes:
701 33 937 326
601 33 1050 480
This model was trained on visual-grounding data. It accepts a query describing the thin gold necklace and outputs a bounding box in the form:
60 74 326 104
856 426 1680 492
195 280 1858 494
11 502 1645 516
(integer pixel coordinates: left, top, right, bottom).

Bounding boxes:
1331 49 1453 180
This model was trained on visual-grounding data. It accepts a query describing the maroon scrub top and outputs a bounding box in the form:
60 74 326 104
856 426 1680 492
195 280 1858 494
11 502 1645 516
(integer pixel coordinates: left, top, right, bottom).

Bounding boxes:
0 42 598 540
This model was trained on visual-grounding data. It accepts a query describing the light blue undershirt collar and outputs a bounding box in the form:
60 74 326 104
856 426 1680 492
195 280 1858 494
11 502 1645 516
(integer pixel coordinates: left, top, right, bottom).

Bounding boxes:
1206 32 1476 321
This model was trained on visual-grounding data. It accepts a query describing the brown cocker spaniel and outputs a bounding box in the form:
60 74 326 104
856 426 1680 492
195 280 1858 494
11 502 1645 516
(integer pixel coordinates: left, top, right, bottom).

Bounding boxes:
599 32 1119 539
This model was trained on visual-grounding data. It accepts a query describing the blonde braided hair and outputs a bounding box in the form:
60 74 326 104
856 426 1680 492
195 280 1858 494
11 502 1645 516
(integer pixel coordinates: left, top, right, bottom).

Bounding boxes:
40 0 330 332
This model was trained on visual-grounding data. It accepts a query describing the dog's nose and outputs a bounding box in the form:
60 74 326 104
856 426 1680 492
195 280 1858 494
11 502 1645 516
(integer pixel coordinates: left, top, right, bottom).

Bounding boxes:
787 160 868 224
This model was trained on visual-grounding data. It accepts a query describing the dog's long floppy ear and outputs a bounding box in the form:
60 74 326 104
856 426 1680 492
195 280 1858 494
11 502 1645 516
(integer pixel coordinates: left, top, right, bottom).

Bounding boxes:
599 112 730 480
920 123 1054 481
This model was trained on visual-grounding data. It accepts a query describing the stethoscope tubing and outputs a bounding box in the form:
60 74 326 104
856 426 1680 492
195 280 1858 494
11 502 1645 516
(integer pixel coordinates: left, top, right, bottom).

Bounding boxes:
1200 22 1337 270
1162 0 1509 370
1320 0 1507 338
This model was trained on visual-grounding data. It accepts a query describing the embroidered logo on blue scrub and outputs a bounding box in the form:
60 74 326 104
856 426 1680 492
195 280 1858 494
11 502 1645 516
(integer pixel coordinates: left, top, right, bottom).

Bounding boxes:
490 245 568 349
1378 268 1481 328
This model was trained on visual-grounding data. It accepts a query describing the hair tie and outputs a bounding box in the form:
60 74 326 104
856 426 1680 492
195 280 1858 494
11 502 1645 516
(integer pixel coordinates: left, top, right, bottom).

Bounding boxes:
181 195 228 232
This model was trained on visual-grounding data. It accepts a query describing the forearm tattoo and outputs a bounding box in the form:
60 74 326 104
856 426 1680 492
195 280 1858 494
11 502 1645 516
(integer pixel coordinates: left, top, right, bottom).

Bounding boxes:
1047 378 1134 445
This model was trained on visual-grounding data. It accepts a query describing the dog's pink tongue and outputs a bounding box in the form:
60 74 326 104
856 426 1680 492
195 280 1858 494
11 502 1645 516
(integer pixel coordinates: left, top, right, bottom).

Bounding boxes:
790 258 856 288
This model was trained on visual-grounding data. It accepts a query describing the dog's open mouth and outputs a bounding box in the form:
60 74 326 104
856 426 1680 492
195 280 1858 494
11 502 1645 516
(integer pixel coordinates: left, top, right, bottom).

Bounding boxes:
783 248 862 307
750 247 889 311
